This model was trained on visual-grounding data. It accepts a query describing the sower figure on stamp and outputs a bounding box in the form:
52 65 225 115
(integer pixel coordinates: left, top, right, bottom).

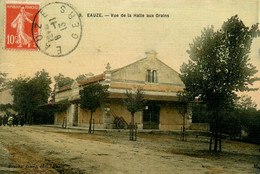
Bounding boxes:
11 7 33 48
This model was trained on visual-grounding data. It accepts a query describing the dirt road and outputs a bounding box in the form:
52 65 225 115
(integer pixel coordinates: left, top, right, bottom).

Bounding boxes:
0 125 259 174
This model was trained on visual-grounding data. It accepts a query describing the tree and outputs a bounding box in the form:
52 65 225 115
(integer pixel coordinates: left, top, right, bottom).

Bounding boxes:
0 103 13 116
54 73 74 89
230 95 258 142
76 73 94 82
235 95 257 110
191 103 210 123
79 83 109 133
180 15 260 151
244 110 260 144
176 91 189 141
0 103 12 111
124 88 145 141
76 74 87 82
10 69 52 124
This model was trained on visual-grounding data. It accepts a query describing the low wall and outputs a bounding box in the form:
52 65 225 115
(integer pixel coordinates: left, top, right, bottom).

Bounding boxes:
159 124 183 131
189 123 210 131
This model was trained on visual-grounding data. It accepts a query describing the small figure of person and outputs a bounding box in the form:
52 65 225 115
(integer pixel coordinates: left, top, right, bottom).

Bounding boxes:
8 116 14 127
12 115 15 127
16 115 19 126
13 114 19 127
20 115 24 126
62 117 67 129
11 7 33 48
3 115 8 126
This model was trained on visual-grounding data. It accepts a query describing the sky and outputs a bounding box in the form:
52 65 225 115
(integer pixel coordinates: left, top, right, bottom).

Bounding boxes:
0 0 260 106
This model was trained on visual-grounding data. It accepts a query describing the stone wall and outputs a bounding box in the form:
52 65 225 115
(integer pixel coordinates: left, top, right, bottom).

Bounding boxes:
159 103 186 131
78 106 104 125
110 100 142 125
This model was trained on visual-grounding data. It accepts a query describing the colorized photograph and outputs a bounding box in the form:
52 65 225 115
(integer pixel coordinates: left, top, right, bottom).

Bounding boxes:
0 0 260 173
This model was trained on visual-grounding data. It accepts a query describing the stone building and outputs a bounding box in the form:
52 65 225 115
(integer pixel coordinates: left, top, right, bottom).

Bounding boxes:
54 51 192 130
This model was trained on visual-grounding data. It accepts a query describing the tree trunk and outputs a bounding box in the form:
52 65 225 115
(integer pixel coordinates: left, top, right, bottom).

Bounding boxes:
209 112 213 151
130 113 135 141
214 107 220 152
209 134 212 151
214 125 218 151
131 112 134 125
239 118 242 140
25 111 28 124
182 113 186 141
89 111 93 134
219 114 223 152
219 131 222 152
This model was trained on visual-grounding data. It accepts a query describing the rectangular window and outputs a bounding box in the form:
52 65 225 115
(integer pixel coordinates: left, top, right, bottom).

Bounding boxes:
146 69 157 83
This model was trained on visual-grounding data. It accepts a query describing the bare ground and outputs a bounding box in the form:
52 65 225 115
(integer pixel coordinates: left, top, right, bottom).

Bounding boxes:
0 125 259 174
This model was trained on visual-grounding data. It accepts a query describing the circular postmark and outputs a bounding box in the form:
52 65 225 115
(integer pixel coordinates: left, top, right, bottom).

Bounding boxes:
32 2 82 57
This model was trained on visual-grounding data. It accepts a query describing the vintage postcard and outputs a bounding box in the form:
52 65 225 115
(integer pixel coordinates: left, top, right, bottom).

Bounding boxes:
0 0 260 173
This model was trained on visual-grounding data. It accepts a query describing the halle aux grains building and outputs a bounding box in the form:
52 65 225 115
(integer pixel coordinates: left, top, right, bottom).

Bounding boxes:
54 51 193 130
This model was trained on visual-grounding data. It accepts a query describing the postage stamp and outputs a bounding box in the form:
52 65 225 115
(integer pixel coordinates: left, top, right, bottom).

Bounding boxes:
32 2 82 57
5 2 40 50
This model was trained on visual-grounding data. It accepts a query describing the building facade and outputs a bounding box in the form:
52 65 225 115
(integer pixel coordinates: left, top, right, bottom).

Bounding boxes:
54 51 192 130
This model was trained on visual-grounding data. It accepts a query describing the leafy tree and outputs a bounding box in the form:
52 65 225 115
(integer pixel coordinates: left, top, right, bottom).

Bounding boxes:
229 96 259 142
180 15 260 151
227 95 257 140
76 73 94 82
0 103 13 116
235 95 257 110
191 103 210 123
33 69 52 103
244 110 260 144
52 73 74 102
76 74 87 82
221 108 241 140
10 69 52 124
79 83 109 133
124 88 145 124
124 88 145 140
0 103 12 110
11 76 30 120
54 73 74 89
194 95 260 143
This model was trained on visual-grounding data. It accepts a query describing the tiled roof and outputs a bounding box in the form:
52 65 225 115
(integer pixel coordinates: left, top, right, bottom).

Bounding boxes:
58 85 72 92
77 74 104 86
57 74 104 93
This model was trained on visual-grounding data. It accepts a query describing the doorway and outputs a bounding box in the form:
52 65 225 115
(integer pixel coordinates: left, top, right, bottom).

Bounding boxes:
143 103 160 129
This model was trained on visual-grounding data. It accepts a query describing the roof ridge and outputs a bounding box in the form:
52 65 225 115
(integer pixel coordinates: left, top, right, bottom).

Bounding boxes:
111 57 147 73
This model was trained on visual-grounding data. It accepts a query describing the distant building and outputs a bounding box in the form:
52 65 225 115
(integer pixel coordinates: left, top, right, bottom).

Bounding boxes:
54 51 192 130
0 89 15 116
